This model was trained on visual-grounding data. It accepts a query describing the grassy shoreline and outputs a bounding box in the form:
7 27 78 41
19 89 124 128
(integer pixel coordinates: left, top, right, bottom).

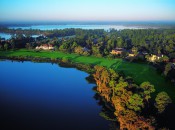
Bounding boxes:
0 49 175 102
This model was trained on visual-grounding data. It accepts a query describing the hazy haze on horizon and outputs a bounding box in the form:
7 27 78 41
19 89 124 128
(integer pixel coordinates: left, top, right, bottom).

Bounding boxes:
0 0 175 22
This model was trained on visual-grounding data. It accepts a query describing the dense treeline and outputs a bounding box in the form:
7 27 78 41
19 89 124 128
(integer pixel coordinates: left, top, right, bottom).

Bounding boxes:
1 28 174 58
93 66 172 129
0 27 76 37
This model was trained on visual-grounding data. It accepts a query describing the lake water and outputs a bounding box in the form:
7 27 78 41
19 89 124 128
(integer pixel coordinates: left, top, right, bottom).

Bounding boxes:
0 60 110 130
0 33 12 40
0 24 156 39
0 33 41 40
9 24 153 30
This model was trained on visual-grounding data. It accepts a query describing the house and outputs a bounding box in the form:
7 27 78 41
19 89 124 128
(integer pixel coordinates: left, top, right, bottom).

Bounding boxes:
131 47 137 53
128 53 136 57
0 38 5 42
157 54 164 60
110 48 125 55
171 59 175 67
142 51 148 55
148 54 163 62
82 47 90 52
172 59 175 63
148 54 157 62
36 44 54 50
127 48 139 57
93 39 98 44
36 35 47 41
170 62 175 69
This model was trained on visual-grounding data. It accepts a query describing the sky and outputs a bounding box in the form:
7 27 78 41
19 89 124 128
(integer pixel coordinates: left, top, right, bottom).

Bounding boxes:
0 0 175 22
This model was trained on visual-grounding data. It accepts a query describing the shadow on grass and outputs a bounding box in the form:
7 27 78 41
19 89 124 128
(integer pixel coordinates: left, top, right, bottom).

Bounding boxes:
91 61 102 66
68 55 81 60
110 61 122 70
0 50 16 57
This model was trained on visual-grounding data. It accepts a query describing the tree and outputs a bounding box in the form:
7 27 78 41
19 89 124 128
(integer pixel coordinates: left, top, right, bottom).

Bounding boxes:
159 55 169 62
71 41 78 51
109 68 119 80
10 42 15 50
61 57 69 63
92 46 102 57
0 44 3 50
155 92 172 113
115 81 128 95
116 37 123 47
74 46 83 54
145 55 150 62
132 47 138 55
59 42 70 52
127 94 144 112
4 43 8 51
164 63 171 76
140 82 155 102
25 43 31 49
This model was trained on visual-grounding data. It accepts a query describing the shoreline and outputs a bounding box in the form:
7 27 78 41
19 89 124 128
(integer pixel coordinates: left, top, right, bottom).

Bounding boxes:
0 49 175 102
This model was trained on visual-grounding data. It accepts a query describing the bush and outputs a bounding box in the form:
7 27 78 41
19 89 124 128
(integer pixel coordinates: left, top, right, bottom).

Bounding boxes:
62 57 69 63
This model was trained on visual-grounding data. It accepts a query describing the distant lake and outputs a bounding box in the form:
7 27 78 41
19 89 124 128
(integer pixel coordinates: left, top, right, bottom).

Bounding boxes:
9 24 156 30
0 33 41 40
0 61 110 130
0 33 11 40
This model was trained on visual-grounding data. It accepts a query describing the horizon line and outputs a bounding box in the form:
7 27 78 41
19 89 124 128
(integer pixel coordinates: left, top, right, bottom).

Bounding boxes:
0 20 175 24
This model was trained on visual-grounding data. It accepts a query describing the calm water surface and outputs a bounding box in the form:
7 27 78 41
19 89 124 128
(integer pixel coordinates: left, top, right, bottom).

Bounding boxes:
0 33 41 40
0 33 12 40
0 60 110 130
0 24 157 39
9 24 152 30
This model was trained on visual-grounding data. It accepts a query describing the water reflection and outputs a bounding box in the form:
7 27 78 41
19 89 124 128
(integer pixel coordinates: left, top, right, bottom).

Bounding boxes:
0 61 110 130
93 91 119 130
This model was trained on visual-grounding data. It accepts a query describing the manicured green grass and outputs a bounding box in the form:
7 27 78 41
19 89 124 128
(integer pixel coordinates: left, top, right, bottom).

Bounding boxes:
0 49 175 102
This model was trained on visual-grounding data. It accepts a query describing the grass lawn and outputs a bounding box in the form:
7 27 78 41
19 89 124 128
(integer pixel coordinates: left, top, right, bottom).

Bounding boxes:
0 49 175 102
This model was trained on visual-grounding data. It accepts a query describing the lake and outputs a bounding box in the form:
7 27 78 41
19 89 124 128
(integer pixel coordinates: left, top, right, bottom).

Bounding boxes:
0 33 12 40
0 33 42 40
9 24 154 30
0 60 111 130
0 24 157 39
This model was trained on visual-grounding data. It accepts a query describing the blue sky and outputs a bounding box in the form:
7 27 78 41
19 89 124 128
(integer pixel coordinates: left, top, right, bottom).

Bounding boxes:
0 0 175 22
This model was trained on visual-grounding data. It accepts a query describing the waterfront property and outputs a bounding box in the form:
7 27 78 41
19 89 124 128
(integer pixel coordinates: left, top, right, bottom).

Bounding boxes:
148 54 164 62
110 48 125 55
36 44 54 50
0 49 174 102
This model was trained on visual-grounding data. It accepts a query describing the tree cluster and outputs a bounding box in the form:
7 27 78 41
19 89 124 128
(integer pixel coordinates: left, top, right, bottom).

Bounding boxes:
93 66 172 129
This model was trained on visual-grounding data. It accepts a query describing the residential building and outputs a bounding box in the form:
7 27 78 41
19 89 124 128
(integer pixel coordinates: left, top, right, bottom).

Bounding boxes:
110 48 125 55
36 44 54 50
